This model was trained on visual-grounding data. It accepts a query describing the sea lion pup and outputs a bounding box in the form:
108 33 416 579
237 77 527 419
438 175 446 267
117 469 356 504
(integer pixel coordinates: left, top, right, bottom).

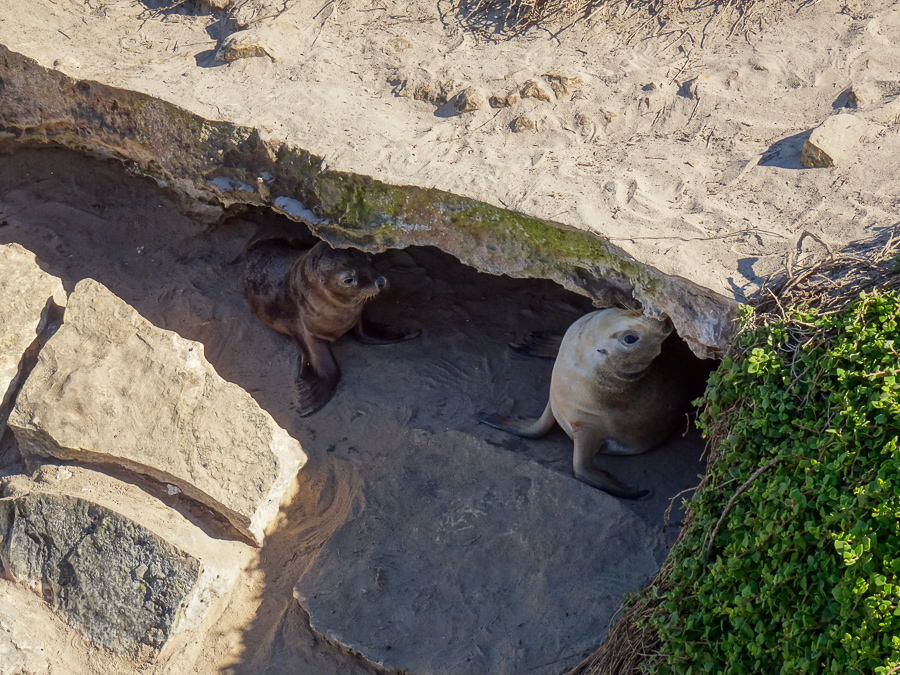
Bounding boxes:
242 238 420 416
478 308 694 500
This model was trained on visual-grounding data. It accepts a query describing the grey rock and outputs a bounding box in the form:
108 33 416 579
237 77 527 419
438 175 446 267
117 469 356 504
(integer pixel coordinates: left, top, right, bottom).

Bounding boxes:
294 431 664 675
0 465 249 653
0 491 201 653
8 279 307 545
0 244 66 429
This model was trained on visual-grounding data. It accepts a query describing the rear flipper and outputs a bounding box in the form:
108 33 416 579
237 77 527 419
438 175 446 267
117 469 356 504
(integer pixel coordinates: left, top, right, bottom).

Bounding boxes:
293 337 341 417
573 430 652 501
476 402 556 439
508 331 563 360
354 316 421 345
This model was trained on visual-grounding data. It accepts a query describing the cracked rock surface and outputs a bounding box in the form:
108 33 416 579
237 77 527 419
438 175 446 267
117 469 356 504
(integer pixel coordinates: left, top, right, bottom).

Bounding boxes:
7 278 307 546
0 243 65 429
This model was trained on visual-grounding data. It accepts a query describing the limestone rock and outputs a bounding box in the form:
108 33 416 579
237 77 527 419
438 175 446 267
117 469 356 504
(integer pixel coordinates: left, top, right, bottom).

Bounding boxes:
489 92 519 108
215 29 278 63
389 68 459 106
844 80 900 109
294 431 665 675
801 114 876 168
512 115 535 133
8 279 306 546
0 244 66 430
543 72 582 98
520 79 551 102
454 87 483 114
0 44 737 359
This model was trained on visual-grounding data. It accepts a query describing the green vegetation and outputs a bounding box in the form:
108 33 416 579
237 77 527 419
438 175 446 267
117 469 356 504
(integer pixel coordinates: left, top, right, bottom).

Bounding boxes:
650 291 900 674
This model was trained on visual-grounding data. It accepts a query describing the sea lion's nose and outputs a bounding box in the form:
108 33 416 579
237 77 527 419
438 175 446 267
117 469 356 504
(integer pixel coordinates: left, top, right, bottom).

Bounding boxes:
375 276 386 289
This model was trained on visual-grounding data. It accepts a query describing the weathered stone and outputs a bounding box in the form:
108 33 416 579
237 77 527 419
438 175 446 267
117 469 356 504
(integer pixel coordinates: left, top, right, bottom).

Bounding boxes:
215 29 280 63
543 72 582 98
0 464 248 655
801 114 876 168
520 79 551 102
511 115 536 133
294 431 665 675
0 243 66 430
453 87 483 114
389 68 459 106
489 92 519 108
0 491 201 652
844 80 900 109
8 279 307 545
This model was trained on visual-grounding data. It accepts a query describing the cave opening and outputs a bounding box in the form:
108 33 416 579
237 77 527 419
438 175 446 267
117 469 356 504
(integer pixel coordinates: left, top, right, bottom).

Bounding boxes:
0 146 712 674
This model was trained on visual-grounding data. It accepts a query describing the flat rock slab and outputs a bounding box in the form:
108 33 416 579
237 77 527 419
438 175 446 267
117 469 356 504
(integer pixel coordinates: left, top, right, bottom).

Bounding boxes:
0 243 65 428
294 430 665 675
7 278 306 545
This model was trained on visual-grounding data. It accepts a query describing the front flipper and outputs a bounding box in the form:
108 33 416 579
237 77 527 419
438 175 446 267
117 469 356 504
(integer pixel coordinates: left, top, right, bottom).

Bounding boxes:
293 337 341 417
476 402 556 439
353 315 421 345
572 429 652 500
508 331 563 360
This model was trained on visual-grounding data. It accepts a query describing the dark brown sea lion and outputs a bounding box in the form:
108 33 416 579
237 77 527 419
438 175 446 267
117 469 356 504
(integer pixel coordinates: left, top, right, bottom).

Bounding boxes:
479 308 707 500
242 238 420 416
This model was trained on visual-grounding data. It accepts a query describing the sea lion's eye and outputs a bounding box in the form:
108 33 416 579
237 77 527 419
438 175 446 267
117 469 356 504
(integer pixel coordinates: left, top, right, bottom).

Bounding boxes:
342 277 357 286
623 334 639 345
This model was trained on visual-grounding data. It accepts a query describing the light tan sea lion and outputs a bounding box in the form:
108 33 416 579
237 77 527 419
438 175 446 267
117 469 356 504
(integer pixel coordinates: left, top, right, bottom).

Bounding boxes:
478 308 700 500
242 238 420 416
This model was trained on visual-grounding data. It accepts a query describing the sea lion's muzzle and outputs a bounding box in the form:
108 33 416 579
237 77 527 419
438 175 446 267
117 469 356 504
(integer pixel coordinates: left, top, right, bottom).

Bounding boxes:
375 276 386 289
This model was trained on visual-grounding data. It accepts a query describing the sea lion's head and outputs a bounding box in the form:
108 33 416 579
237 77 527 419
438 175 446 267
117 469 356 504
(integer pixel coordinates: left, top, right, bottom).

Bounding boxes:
302 241 386 304
592 309 673 381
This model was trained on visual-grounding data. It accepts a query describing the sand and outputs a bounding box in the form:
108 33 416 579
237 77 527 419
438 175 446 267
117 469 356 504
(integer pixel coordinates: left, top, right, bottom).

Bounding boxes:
0 148 705 674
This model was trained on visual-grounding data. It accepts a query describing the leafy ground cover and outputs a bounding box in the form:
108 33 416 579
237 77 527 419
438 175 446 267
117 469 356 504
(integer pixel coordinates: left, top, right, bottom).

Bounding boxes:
654 291 900 674
571 230 900 675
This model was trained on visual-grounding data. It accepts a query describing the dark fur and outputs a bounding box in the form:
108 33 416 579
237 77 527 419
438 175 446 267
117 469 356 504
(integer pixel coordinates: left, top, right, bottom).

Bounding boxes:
242 239 419 416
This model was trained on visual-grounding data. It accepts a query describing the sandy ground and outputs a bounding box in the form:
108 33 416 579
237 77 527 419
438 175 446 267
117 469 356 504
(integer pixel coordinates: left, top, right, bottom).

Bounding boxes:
0 148 706 674
1 0 898 304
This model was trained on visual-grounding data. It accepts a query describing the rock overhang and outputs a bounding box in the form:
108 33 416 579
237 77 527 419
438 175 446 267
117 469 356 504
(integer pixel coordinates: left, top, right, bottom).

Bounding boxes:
0 44 735 359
